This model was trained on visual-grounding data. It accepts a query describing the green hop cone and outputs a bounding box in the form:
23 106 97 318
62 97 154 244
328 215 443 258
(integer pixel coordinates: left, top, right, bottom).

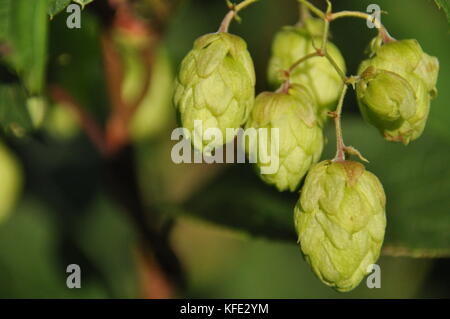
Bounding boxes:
356 39 439 144
294 160 386 292
174 32 255 154
245 85 324 192
267 18 346 122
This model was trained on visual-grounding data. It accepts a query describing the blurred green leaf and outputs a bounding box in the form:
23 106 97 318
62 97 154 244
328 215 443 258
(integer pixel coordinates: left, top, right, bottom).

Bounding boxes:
0 197 109 298
76 194 139 298
180 118 450 257
0 84 33 134
434 0 450 25
48 11 108 119
181 164 298 242
0 0 48 95
48 0 71 18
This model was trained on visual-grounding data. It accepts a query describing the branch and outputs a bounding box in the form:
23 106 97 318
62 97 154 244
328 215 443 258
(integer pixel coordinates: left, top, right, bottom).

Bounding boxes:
328 11 395 43
218 0 260 32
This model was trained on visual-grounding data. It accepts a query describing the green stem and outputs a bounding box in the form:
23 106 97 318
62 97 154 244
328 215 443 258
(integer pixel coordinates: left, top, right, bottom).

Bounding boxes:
294 2 377 164
330 10 394 43
281 51 319 91
288 51 319 74
234 0 259 11
218 0 260 32
332 85 348 162
297 0 325 19
298 1 311 25
325 52 347 82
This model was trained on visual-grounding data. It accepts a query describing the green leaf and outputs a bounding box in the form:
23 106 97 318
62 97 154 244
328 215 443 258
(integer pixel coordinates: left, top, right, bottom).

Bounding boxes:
180 164 298 242
434 0 450 25
76 194 139 298
0 0 10 41
73 0 94 9
0 0 49 95
179 118 450 258
48 0 71 18
48 11 108 119
0 84 33 135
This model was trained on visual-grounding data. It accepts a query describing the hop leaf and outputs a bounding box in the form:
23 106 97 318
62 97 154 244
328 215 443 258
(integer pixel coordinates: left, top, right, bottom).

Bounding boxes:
294 160 386 292
245 85 324 192
267 18 346 122
173 32 256 153
356 39 439 144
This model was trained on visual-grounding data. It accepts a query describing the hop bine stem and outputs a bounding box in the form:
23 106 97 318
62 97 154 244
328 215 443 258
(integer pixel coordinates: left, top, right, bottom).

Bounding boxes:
218 0 260 32
330 85 348 162
288 51 320 74
298 0 325 19
298 1 312 25
328 10 395 43
290 0 383 162
287 1 347 86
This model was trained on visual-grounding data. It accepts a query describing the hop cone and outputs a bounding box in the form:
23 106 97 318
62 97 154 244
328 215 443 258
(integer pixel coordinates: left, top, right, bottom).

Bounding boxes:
245 85 324 192
356 39 439 144
267 18 346 122
174 32 255 153
294 160 386 292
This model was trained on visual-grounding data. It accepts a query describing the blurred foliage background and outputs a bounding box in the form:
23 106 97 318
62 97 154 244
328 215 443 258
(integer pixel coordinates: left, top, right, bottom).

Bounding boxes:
0 0 449 298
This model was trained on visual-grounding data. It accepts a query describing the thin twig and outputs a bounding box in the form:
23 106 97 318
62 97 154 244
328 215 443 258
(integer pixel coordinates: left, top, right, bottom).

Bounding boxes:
325 53 347 82
288 51 319 74
298 0 325 19
298 0 311 25
218 0 260 32
291 1 379 164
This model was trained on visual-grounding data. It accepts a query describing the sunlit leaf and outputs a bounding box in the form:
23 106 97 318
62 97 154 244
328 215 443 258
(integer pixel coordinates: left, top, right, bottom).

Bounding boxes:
0 0 48 95
48 0 71 18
